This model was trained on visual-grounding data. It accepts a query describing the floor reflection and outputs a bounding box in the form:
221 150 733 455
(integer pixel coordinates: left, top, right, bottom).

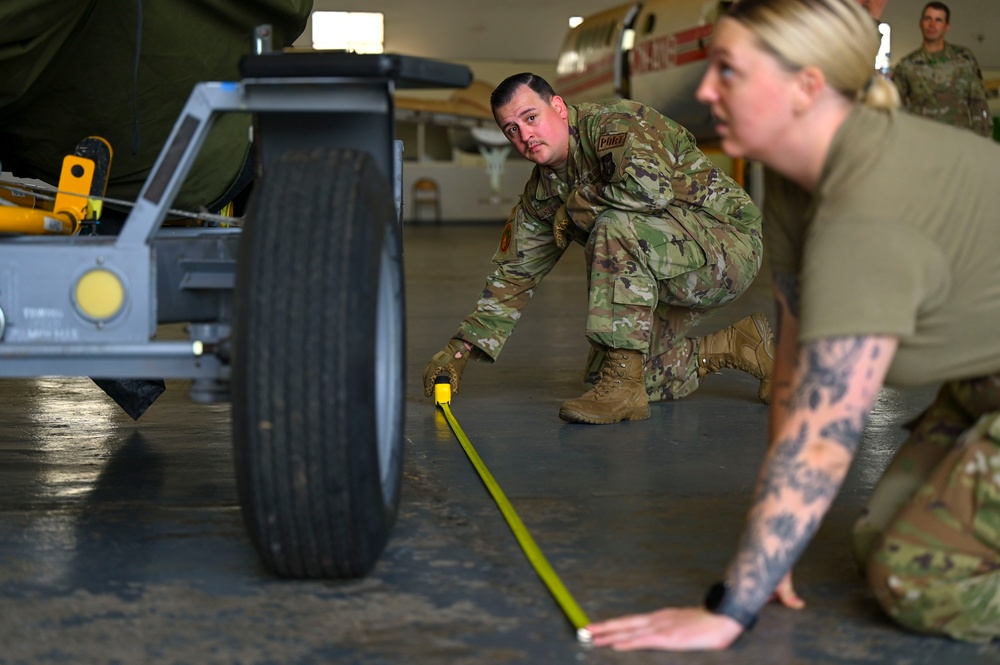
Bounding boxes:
26 377 130 499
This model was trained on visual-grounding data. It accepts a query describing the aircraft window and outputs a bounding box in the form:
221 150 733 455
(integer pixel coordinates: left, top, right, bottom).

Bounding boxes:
641 14 656 35
588 25 602 49
583 25 605 51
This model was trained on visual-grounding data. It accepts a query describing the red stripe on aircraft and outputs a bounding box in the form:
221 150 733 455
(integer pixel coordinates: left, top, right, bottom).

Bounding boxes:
631 24 713 75
556 23 714 94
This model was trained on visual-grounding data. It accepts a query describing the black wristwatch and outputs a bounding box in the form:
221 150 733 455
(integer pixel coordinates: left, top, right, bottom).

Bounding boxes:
704 581 758 630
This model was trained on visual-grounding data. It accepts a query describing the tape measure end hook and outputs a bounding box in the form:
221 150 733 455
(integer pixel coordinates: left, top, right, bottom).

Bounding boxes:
433 374 452 406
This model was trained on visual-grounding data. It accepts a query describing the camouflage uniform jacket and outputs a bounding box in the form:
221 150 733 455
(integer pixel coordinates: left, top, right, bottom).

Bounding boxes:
455 98 759 361
892 43 993 137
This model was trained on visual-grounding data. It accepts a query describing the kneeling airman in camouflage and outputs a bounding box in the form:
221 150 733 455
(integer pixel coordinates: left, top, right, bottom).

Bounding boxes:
423 73 774 424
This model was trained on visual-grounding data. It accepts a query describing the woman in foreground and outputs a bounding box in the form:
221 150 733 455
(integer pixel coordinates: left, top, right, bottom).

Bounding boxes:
587 0 1000 650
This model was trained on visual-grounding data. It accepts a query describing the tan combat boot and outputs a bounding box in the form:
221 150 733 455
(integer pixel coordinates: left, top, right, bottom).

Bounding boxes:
697 312 775 404
559 348 650 424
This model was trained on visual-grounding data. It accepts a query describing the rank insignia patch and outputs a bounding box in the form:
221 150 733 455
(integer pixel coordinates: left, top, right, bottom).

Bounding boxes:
600 152 617 181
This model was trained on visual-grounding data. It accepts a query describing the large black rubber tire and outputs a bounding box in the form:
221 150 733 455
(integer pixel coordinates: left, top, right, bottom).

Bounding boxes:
232 148 405 579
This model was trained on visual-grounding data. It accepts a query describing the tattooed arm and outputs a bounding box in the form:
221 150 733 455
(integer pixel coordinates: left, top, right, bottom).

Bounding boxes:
587 273 898 651
762 272 807 610
719 274 897 631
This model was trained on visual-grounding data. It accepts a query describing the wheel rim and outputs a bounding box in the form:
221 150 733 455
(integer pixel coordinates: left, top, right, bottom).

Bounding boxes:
374 220 403 509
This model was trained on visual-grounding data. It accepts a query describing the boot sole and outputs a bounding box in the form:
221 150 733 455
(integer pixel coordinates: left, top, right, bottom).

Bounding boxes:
558 405 651 425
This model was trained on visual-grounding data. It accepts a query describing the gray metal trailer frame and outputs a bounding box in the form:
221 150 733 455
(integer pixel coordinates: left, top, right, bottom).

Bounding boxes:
0 51 472 578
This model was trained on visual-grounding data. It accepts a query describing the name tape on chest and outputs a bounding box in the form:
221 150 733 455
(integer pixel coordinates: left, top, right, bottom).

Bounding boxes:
597 133 627 152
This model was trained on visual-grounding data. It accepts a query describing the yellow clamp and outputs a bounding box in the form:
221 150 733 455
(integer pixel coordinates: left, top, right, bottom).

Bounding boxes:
52 155 96 234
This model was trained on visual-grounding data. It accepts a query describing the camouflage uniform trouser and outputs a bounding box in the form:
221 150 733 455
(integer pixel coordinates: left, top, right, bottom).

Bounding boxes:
581 206 762 402
852 372 1000 643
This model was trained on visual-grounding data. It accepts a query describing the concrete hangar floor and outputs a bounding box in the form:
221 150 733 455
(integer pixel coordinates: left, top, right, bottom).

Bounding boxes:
0 223 995 664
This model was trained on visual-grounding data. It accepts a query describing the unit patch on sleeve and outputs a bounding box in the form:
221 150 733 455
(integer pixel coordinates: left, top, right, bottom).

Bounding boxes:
597 132 627 152
491 212 522 265
499 222 512 254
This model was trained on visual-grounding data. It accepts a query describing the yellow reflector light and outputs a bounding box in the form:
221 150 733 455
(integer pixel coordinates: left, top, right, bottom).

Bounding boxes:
75 269 125 320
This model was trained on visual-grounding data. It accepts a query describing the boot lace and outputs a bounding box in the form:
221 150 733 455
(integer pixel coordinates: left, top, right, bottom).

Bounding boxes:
591 356 627 397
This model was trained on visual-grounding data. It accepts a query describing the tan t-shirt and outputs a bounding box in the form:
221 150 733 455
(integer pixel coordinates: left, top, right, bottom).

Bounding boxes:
765 105 1000 387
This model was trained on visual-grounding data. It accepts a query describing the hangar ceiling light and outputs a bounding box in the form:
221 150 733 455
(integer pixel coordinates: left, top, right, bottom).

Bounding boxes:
312 11 384 53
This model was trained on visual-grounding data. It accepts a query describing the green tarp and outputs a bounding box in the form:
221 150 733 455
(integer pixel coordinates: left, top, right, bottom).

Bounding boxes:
0 0 312 213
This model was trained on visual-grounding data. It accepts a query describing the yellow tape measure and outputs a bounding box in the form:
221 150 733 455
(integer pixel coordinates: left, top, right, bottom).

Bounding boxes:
434 378 592 645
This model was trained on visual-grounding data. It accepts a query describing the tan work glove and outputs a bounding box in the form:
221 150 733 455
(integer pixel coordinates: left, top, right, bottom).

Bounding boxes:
423 338 474 397
553 205 572 250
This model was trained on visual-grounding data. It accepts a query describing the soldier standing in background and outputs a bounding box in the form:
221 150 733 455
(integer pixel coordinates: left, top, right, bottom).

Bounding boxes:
892 2 993 137
423 73 774 425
